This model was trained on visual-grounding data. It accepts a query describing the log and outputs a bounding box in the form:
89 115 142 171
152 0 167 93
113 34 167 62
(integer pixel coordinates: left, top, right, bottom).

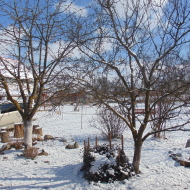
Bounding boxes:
33 127 43 136
0 143 11 153
0 131 10 143
33 125 40 132
1 127 14 132
1 127 7 131
14 124 24 138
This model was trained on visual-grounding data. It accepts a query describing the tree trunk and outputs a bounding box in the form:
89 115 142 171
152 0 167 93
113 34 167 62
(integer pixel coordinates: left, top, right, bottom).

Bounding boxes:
133 139 143 174
23 120 33 149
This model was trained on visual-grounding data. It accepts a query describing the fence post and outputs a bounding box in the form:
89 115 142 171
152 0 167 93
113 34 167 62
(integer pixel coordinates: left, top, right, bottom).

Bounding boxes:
121 135 124 150
108 132 112 149
88 137 90 149
95 137 98 147
84 140 86 152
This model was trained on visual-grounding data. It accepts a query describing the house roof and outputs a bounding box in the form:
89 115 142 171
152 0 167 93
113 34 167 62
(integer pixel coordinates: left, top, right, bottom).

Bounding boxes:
0 57 33 99
0 57 33 79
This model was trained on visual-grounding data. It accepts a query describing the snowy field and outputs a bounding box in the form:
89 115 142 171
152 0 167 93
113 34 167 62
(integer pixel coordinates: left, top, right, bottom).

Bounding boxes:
0 105 190 190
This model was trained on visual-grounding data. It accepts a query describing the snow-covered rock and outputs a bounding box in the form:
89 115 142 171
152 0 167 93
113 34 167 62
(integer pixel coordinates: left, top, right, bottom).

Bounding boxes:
185 138 190 148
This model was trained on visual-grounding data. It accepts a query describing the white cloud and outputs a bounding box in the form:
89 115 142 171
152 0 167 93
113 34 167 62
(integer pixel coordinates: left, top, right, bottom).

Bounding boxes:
0 26 25 56
113 0 168 29
58 1 88 17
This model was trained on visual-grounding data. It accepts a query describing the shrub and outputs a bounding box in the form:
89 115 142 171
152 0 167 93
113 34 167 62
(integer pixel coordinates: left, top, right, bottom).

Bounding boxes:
81 150 95 172
81 144 135 183
90 107 126 139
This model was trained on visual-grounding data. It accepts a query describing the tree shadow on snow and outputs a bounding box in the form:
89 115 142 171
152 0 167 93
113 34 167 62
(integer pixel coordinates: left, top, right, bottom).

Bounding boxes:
0 163 87 189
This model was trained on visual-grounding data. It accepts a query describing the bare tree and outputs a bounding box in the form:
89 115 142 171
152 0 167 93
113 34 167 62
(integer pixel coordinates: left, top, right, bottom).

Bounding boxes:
73 0 190 173
0 0 81 148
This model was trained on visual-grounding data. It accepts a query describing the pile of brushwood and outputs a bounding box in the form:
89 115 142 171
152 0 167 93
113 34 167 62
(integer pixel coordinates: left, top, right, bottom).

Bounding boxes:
81 144 135 183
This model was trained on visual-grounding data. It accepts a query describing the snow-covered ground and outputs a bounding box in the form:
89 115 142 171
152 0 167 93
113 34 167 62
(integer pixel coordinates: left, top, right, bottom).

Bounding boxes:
0 105 190 190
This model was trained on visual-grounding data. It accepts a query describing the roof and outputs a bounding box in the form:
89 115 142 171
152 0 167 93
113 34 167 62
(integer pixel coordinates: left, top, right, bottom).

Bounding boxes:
0 57 33 79
0 57 33 99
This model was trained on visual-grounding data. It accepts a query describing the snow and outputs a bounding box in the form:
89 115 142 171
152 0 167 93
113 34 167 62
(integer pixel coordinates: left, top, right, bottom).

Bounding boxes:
0 57 33 79
90 154 116 174
0 105 190 190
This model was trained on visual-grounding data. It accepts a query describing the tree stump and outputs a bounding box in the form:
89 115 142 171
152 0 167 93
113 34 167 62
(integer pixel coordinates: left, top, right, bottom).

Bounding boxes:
0 131 10 143
14 124 24 138
33 125 39 132
33 126 43 136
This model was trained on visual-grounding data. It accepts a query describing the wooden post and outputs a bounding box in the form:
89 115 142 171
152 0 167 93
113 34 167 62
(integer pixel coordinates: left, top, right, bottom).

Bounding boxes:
88 137 90 149
121 135 124 150
109 132 112 149
118 148 121 163
84 140 86 152
95 137 98 147
14 124 24 138
0 131 10 143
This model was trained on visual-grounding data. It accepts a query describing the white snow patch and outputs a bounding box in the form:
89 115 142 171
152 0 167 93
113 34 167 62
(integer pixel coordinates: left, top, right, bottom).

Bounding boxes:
0 105 189 189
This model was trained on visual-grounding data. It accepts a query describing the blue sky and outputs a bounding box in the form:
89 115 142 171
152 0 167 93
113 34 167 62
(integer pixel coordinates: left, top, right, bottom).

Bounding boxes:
0 0 190 62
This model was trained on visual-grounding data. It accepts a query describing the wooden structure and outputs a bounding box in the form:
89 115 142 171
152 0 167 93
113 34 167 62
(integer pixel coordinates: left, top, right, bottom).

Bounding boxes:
0 130 10 143
33 125 43 136
84 134 124 151
14 123 24 138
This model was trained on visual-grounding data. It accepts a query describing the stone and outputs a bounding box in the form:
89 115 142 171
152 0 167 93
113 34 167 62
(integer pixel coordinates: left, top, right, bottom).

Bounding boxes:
179 160 190 167
44 135 55 141
62 137 67 142
65 144 75 149
61 137 75 143
185 139 190 148
38 149 48 156
65 142 79 149
74 142 79 148
37 135 43 141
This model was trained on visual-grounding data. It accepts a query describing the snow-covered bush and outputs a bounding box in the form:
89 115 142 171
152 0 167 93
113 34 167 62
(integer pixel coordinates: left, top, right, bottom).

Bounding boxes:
81 150 95 172
81 144 135 183
90 107 126 139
